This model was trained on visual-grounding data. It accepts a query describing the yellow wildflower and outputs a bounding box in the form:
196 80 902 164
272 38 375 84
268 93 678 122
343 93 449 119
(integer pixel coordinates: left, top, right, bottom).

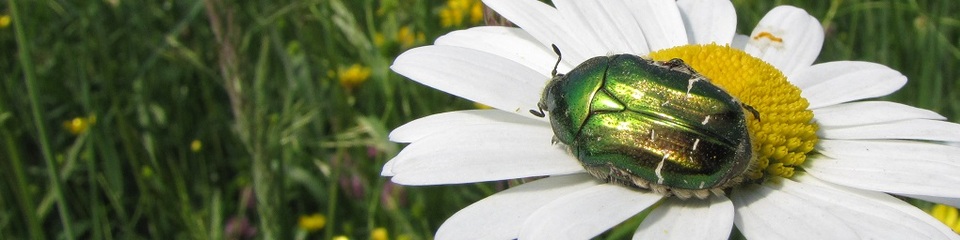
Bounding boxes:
439 0 483 28
338 64 372 91
439 7 462 27
370 227 388 240
141 166 153 178
190 139 202 152
298 213 327 232
373 32 386 49
396 26 425 49
0 15 10 29
332 236 349 240
63 115 96 135
397 27 414 47
930 204 960 233
469 1 483 24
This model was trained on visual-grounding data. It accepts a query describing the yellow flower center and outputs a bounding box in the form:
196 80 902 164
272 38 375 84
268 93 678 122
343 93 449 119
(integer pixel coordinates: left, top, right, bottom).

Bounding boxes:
649 44 818 181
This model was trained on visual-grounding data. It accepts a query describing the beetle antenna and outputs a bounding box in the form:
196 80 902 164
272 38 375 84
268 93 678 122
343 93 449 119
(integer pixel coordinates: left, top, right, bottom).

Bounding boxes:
529 108 545 118
530 102 546 118
551 44 562 77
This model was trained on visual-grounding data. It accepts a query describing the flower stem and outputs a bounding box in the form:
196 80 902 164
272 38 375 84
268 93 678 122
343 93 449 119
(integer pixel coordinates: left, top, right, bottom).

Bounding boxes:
3 130 45 239
325 152 342 240
10 0 75 238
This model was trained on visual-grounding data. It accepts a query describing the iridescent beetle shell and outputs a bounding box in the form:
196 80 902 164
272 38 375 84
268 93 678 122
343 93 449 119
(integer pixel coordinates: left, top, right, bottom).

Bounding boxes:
535 50 755 199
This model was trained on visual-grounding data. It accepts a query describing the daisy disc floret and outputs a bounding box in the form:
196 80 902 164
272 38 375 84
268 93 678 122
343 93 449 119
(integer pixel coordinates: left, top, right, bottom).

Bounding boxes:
384 0 960 239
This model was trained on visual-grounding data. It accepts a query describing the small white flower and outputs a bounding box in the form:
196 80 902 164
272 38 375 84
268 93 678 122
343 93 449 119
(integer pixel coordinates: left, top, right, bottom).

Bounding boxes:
383 0 960 239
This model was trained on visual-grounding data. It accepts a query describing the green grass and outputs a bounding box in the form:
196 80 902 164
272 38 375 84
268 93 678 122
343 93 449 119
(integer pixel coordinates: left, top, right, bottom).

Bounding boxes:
1 0 957 239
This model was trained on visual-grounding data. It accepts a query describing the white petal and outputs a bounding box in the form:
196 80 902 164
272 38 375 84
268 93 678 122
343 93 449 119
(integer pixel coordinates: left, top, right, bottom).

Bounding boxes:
793 61 907 109
552 0 617 53
482 0 597 64
676 0 736 45
744 6 823 76
819 119 960 142
791 61 900 89
731 184 859 240
435 26 573 74
804 154 960 199
391 45 547 115
796 174 960 240
623 0 688 51
596 0 652 54
389 122 583 185
775 176 959 239
520 184 662 239
633 195 733 240
436 174 602 240
381 159 396 176
731 34 749 50
812 101 945 127
389 109 545 143
816 139 960 165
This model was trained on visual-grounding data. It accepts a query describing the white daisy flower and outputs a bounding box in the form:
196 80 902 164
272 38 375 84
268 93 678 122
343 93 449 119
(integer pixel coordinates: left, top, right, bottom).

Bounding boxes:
383 0 960 239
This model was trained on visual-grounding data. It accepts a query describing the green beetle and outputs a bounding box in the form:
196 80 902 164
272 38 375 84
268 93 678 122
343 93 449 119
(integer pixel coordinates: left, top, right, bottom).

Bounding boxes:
532 46 756 199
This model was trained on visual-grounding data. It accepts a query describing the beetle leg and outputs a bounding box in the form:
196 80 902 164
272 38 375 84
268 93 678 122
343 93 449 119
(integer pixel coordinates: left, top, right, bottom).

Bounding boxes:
583 165 609 181
741 103 761 122
664 58 700 76
673 189 692 199
649 184 670 197
693 189 711 199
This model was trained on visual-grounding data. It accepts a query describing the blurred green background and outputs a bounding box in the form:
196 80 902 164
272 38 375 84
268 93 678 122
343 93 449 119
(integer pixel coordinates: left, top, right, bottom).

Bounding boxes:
1 0 957 239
